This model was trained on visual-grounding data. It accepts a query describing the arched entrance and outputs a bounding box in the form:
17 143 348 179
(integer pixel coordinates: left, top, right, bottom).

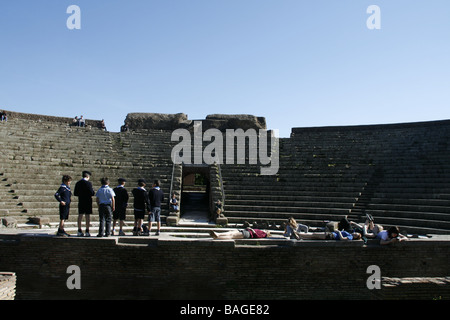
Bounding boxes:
180 165 211 224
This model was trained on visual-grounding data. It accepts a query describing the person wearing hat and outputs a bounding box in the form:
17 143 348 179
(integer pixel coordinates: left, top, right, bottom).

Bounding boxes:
112 178 129 236
132 179 151 236
74 171 95 237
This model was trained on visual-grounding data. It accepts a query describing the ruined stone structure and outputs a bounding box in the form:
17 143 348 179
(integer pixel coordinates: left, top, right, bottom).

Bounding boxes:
125 113 266 132
0 109 449 300
2 110 449 234
0 273 16 300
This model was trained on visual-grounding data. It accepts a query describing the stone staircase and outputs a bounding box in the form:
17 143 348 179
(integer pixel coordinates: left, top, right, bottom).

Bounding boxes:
0 118 176 228
219 121 450 235
221 137 368 228
288 121 450 234
350 166 384 217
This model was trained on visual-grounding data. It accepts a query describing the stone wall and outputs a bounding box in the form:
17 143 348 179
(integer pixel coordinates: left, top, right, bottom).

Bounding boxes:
0 272 16 300
379 277 450 300
290 119 450 135
0 235 449 300
2 109 103 128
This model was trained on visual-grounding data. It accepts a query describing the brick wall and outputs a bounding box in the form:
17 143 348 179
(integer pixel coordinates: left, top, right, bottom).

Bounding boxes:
0 235 449 300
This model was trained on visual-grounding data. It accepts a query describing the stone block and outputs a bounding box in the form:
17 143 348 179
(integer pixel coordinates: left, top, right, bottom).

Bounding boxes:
28 217 51 228
1 217 17 228
205 114 266 131
216 216 228 226
166 213 180 226
125 113 191 131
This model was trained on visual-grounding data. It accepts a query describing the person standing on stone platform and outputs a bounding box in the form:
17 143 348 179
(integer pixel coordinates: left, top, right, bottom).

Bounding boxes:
74 171 95 237
95 177 116 237
54 175 73 237
112 178 129 236
132 179 151 236
148 180 164 236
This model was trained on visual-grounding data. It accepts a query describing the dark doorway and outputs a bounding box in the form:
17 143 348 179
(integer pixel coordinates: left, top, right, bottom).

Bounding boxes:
180 165 211 224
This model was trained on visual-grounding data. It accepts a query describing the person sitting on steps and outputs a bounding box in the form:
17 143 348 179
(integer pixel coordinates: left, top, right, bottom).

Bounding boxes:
284 216 309 239
212 199 223 222
170 193 179 213
377 226 408 245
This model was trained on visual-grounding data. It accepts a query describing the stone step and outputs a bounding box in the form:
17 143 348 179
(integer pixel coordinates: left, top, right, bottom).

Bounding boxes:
366 214 450 230
366 203 450 214
374 187 450 194
225 199 355 209
4 210 171 224
224 209 352 220
226 194 358 203
366 208 450 221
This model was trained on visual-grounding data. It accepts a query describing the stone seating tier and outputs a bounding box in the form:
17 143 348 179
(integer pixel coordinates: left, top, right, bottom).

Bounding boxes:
0 117 176 226
220 120 450 235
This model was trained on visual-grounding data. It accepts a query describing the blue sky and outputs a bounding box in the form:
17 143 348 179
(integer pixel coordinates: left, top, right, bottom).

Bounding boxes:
1 0 449 137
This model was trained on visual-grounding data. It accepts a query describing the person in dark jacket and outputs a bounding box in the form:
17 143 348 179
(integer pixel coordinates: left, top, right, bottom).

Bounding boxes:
74 171 95 237
148 180 164 236
112 178 129 236
132 179 151 236
54 175 73 237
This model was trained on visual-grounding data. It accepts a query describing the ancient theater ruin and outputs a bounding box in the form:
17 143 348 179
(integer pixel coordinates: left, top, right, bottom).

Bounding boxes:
1 110 449 300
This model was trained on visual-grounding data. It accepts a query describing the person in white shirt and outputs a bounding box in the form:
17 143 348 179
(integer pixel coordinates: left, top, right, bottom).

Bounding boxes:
377 226 408 245
95 177 116 237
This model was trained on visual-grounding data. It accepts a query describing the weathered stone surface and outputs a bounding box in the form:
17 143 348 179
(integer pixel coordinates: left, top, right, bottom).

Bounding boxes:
325 221 338 232
124 113 266 132
28 217 51 228
125 113 191 130
2 109 102 128
215 216 228 226
0 273 16 300
1 217 17 228
204 114 266 131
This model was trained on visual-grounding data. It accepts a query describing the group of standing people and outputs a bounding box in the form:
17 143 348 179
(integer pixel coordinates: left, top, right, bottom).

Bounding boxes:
54 171 165 237
131 178 164 236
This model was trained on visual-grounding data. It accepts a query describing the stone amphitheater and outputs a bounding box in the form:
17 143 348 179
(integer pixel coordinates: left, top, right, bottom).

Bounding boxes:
0 109 449 300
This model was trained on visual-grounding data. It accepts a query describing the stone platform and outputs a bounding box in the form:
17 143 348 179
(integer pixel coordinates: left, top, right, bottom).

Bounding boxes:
1 226 449 300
